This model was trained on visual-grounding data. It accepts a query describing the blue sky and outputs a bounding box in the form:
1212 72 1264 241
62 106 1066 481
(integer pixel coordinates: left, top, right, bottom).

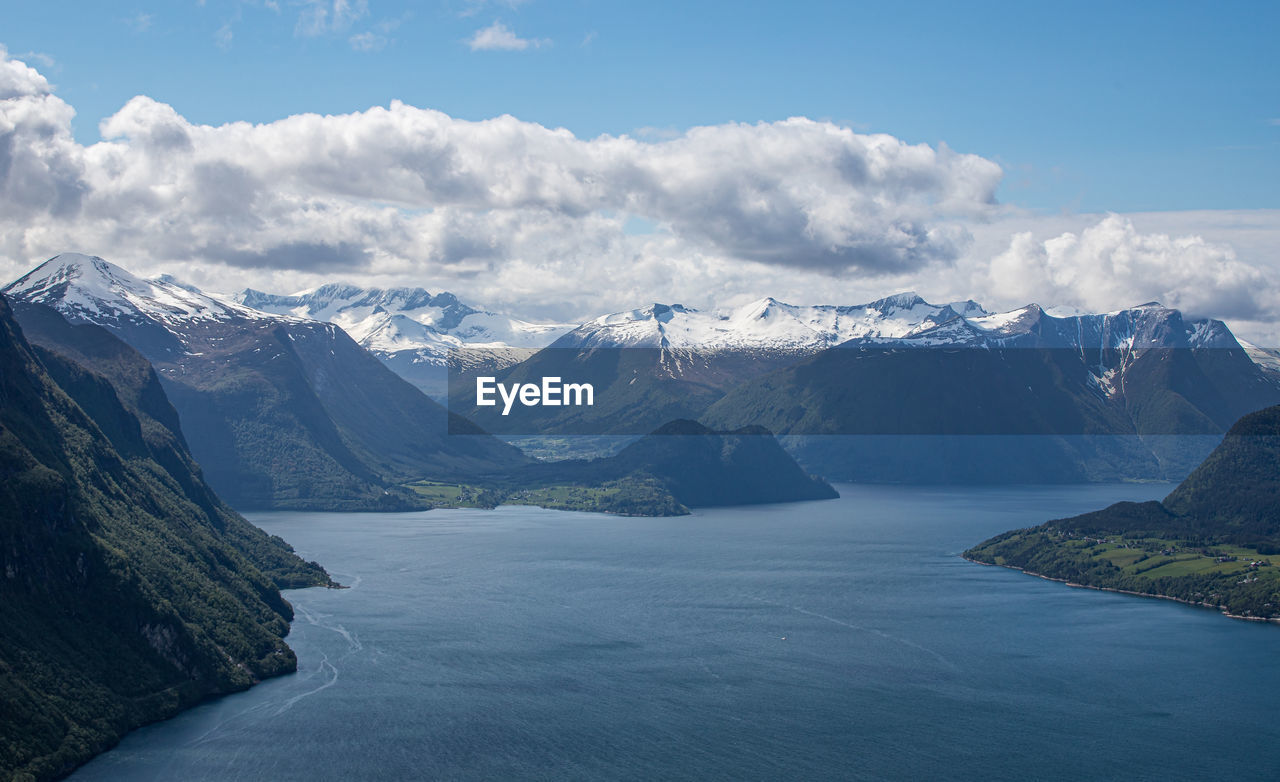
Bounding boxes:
5 0 1277 213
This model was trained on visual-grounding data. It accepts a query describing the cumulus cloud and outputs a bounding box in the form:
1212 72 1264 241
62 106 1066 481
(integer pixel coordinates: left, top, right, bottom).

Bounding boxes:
467 21 548 51
985 214 1278 320
0 48 86 223
0 46 1004 298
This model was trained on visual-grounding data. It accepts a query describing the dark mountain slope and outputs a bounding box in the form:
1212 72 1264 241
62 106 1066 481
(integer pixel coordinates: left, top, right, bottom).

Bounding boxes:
448 343 798 436
1160 405 1280 536
510 420 838 509
700 307 1280 483
1046 406 1280 545
0 296 331 781
966 404 1280 619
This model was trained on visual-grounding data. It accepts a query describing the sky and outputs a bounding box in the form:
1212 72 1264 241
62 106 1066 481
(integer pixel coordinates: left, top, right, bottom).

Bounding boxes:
1 0 1278 338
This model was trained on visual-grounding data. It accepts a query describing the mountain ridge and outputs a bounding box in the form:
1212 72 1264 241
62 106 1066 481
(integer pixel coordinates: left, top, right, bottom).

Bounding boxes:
3 255 529 510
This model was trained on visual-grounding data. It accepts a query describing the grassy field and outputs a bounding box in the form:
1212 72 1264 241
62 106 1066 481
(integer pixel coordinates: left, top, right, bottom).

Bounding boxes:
989 534 1280 581
405 480 501 508
1062 537 1278 580
505 485 630 511
403 477 687 516
972 530 1280 618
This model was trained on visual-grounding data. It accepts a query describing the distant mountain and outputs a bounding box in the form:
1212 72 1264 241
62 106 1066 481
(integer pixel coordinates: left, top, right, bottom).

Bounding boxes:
448 294 1280 487
555 293 989 352
3 255 528 510
966 404 1280 619
236 284 571 398
1240 340 1280 384
0 295 331 781
449 294 983 434
507 419 838 510
700 301 1280 482
704 301 1268 436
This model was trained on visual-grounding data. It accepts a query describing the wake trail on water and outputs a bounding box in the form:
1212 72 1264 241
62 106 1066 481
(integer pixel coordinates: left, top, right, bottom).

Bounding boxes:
185 600 365 747
187 654 341 747
295 603 363 652
272 655 339 716
752 597 957 671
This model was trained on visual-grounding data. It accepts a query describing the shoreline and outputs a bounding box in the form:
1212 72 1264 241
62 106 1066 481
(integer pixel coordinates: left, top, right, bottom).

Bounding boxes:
962 556 1280 625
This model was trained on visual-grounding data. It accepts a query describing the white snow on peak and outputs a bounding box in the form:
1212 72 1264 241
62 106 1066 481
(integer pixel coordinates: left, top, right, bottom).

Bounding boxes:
967 304 1042 335
2 253 280 327
560 293 992 351
2 255 1251 369
235 282 574 361
1240 340 1280 375
561 293 1246 356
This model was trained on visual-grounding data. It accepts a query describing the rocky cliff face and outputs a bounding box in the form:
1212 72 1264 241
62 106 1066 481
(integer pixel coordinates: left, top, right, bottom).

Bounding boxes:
0 295 331 782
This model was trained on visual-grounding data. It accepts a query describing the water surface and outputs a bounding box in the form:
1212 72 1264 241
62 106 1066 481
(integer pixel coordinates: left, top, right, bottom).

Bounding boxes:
72 484 1280 780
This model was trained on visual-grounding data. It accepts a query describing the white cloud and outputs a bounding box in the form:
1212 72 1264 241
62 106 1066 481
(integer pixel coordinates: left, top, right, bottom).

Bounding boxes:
982 214 1278 321
9 48 1277 342
0 47 1001 290
467 21 548 51
633 125 681 141
349 31 387 51
215 23 234 49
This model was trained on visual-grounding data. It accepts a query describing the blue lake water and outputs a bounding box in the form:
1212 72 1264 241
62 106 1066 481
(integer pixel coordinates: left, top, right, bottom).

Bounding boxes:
71 484 1280 780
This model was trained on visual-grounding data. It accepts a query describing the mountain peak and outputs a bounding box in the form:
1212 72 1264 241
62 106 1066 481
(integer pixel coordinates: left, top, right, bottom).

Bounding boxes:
868 291 929 312
7 252 126 296
5 252 145 309
648 303 691 321
3 253 271 329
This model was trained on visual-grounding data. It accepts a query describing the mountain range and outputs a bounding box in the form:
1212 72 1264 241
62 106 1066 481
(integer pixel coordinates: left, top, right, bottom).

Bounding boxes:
3 255 528 510
699 300 1280 481
235 284 571 398
445 294 1003 434
435 292 1280 481
8 255 1280 489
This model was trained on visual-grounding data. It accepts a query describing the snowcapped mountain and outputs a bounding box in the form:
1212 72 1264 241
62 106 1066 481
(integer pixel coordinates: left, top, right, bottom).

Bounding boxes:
230 283 574 399
553 294 990 351
4 253 285 331
863 301 1241 351
2 254 527 509
9 253 1278 487
553 294 1241 354
1 253 318 362
1239 340 1280 381
236 283 573 356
